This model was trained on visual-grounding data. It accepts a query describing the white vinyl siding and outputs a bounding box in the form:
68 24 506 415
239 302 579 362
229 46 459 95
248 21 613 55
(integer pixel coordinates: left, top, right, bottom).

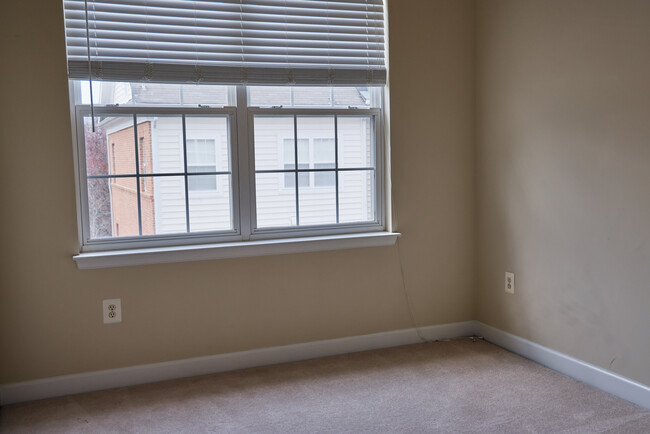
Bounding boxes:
152 116 232 234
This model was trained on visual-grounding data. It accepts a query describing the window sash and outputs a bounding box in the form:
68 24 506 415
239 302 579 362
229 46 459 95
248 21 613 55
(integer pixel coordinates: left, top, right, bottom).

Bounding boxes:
75 105 241 251
247 107 382 235
73 88 384 252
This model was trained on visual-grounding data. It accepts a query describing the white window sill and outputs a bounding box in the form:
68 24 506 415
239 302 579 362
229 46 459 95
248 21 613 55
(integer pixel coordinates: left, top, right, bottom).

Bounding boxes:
73 232 400 270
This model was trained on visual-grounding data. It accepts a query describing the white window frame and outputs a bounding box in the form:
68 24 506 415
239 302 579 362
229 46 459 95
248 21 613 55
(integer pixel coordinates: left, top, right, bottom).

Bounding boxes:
70 84 392 265
74 104 241 252
247 110 384 239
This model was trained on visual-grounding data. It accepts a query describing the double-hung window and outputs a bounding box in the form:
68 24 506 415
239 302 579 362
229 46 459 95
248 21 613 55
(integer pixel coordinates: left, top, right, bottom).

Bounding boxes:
64 0 392 266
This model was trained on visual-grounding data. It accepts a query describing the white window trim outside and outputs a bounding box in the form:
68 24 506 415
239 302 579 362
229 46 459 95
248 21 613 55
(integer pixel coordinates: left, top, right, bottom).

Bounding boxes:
70 85 395 267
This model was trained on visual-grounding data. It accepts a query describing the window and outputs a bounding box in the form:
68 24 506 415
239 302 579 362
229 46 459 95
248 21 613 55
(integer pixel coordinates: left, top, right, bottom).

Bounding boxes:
187 139 218 191
282 138 336 189
64 1 388 257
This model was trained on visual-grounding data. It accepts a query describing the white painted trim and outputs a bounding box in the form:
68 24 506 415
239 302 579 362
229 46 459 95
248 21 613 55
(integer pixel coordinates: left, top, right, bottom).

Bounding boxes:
3 321 647 410
73 231 400 269
0 321 475 406
475 322 650 410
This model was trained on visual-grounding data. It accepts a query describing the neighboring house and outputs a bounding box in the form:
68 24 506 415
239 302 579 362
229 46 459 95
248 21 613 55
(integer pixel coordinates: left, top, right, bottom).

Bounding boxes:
94 83 374 237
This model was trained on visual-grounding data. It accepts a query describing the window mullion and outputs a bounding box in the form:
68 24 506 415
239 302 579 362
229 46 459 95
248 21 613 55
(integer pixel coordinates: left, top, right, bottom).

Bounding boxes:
182 115 190 233
293 114 300 226
76 108 91 246
334 115 340 224
236 85 252 240
133 115 143 236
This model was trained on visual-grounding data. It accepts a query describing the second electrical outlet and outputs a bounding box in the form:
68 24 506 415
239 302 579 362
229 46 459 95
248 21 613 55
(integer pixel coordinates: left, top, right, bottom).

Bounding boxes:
505 272 515 294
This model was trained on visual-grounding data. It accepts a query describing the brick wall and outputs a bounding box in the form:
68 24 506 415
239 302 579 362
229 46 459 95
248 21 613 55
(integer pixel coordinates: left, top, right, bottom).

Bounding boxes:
108 121 156 236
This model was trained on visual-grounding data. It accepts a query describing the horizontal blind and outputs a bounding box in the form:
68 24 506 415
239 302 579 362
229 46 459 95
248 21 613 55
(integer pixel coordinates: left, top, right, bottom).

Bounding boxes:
63 0 386 85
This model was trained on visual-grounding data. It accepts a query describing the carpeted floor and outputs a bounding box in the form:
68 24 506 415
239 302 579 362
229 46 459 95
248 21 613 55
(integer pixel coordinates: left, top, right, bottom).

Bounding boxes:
1 338 649 433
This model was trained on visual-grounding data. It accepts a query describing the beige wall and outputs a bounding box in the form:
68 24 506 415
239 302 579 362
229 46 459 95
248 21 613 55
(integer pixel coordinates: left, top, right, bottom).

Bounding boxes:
0 1 476 383
7 0 647 392
476 0 650 385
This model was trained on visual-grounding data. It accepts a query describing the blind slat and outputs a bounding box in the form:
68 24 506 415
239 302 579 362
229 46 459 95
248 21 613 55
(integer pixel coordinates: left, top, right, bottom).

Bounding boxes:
64 2 385 20
66 29 385 48
63 0 386 85
65 16 385 37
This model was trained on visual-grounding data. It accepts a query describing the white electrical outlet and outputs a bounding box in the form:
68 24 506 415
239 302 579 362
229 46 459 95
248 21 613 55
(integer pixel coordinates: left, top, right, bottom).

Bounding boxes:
103 299 122 324
505 272 515 294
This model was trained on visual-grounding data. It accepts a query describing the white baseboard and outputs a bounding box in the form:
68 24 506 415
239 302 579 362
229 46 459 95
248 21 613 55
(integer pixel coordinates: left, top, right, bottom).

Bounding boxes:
475 322 650 410
2 321 648 411
0 321 475 406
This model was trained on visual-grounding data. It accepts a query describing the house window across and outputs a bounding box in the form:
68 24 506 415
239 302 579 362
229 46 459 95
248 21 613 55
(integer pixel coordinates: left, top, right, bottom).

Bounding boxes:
187 139 218 192
282 138 337 189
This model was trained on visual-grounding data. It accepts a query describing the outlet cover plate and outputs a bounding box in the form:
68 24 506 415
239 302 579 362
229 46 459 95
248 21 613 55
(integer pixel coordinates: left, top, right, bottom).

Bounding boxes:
505 272 515 294
103 299 122 324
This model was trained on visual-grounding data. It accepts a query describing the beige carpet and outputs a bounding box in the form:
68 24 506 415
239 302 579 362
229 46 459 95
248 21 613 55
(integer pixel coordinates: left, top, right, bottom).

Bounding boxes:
2 338 649 433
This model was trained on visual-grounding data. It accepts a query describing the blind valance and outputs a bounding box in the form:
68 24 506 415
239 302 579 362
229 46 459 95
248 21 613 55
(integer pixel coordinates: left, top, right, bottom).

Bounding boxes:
63 0 387 85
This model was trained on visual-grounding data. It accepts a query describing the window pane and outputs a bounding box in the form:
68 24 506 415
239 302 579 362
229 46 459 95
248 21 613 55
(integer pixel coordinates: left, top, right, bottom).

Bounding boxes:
248 86 371 108
282 138 309 166
283 139 294 162
185 116 230 172
298 172 336 226
313 139 335 167
188 170 217 190
248 86 291 107
109 176 142 237
146 176 187 235
300 171 309 187
256 173 297 228
338 116 374 168
177 84 230 106
297 139 310 165
84 115 136 176
87 177 140 238
189 175 233 232
339 170 376 223
87 177 116 239
333 87 373 108
297 116 334 165
139 176 156 236
313 165 336 187
293 87 333 106
78 81 231 106
187 141 216 167
135 115 184 174
254 116 294 171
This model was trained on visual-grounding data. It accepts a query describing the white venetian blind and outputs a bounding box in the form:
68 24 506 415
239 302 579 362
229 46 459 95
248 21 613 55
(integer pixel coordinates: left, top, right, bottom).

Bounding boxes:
63 0 386 85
